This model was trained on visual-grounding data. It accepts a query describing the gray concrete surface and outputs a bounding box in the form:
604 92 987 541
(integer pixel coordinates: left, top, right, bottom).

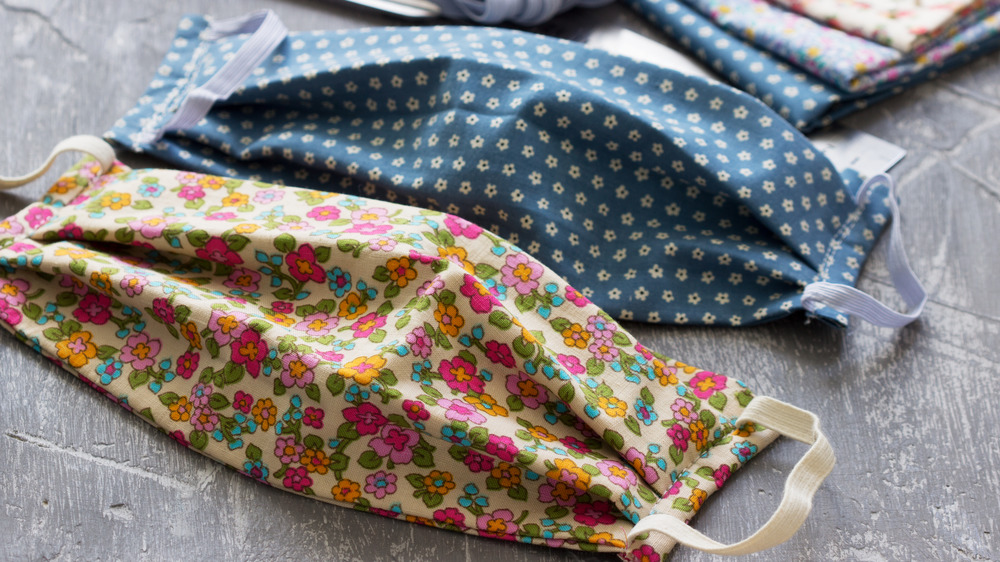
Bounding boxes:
1 0 998 560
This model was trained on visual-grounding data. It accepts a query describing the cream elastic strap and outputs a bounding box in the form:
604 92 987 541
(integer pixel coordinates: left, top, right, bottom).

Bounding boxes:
0 135 116 190
627 396 835 555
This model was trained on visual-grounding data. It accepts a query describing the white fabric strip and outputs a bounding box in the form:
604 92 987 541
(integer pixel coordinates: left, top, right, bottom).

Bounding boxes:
627 396 835 555
802 173 926 328
434 0 612 25
0 135 115 190
156 10 288 140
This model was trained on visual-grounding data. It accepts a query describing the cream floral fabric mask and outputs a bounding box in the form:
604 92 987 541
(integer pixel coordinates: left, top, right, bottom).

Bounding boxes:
0 138 834 558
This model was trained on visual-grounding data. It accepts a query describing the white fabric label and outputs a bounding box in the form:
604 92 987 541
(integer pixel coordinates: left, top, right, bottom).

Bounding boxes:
808 127 907 177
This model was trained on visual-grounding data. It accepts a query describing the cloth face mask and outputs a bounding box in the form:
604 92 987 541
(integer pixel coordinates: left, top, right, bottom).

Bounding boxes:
675 0 1000 93
769 0 997 52
107 13 924 328
0 137 834 558
627 0 1000 131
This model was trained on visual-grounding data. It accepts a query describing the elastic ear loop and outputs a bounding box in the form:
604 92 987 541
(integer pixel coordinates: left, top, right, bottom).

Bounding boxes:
626 396 835 555
0 135 116 190
154 10 288 141
801 173 927 328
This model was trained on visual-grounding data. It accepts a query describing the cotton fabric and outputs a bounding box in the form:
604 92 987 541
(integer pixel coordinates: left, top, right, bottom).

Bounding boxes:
628 0 1000 130
0 155 794 558
679 0 1000 92
771 0 1000 52
433 0 613 25
687 0 904 91
108 18 900 327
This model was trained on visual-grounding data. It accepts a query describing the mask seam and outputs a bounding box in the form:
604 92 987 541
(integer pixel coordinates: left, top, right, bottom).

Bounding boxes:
138 38 213 144
811 190 873 285
40 157 110 209
655 420 758 512
640 422 780 541
668 418 742 483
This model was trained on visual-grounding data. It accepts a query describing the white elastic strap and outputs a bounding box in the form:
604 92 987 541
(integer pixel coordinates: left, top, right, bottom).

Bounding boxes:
156 10 288 140
435 0 612 24
627 396 834 556
0 135 115 190
802 173 927 328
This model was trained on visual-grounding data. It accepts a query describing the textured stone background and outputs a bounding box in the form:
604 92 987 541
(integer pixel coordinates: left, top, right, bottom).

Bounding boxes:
1 0 998 560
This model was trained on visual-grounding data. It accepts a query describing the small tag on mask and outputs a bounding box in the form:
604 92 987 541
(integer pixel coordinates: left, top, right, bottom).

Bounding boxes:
583 29 907 176
808 127 907 177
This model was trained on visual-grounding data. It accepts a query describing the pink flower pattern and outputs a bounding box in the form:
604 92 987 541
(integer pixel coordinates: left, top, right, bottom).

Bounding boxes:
0 157 775 560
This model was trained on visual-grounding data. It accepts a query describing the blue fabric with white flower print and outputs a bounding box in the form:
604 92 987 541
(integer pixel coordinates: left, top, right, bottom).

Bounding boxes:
626 0 1000 131
107 17 894 327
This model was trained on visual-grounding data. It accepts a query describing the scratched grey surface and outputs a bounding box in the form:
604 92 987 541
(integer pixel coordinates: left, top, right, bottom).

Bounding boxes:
1 0 998 560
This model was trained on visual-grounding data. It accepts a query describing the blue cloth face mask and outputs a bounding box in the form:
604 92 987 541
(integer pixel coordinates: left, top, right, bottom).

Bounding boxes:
107 11 925 328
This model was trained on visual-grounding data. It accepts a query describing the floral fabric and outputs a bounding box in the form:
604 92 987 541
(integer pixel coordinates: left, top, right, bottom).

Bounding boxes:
627 0 1000 129
771 0 1000 51
848 9 1000 90
685 0 903 90
0 157 779 558
109 20 893 328
684 0 1000 92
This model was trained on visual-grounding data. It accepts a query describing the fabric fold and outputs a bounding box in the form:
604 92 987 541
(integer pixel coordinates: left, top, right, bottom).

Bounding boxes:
627 0 1000 130
0 154 806 558
677 0 1000 93
108 17 903 327
770 0 1000 52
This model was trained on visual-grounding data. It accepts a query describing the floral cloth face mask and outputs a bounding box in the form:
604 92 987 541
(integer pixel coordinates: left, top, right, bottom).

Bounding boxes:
107 12 925 328
770 0 997 52
680 0 1000 93
627 0 1000 130
0 137 835 558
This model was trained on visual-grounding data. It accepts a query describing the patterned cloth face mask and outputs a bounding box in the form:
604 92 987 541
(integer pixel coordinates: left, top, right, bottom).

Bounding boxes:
679 0 1000 93
627 0 1000 130
769 0 997 52
107 12 926 328
0 137 835 558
